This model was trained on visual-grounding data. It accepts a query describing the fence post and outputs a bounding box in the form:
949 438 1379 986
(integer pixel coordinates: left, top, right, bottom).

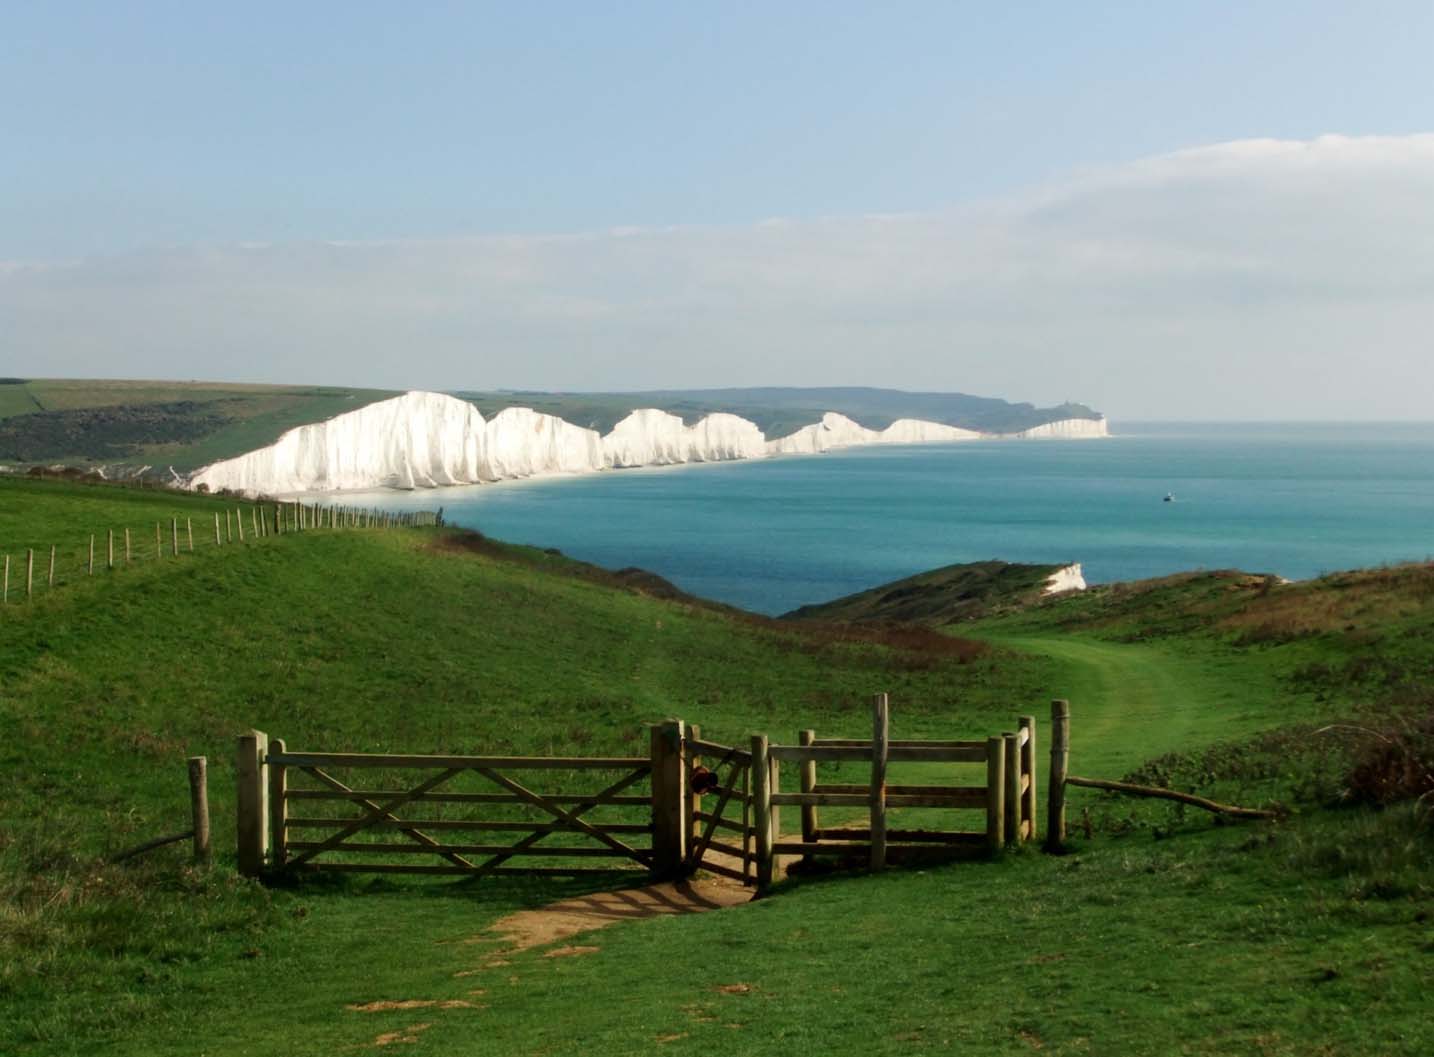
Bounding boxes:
685 723 701 849
186 518 194 552
798 728 818 854
107 529 114 570
986 736 1005 852
26 549 33 600
268 737 288 871
156 522 161 558
171 517 178 557
751 733 773 891
215 512 222 546
1046 700 1071 851
188 756 212 866
649 719 687 879
124 528 131 563
236 508 245 542
1019 714 1037 843
48 545 55 587
226 510 233 543
236 730 269 877
1003 732 1021 844
88 534 94 575
870 692 889 871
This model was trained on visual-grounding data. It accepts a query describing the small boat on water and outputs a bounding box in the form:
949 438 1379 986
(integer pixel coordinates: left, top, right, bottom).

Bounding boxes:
1163 493 1175 503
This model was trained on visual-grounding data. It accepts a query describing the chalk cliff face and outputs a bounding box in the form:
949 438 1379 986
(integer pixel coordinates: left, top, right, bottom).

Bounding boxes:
765 412 981 454
190 390 492 494
189 390 1105 496
1010 417 1109 439
601 409 767 468
1043 563 1087 594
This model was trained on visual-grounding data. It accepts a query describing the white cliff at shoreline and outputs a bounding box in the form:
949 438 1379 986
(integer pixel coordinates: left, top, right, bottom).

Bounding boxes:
189 390 1106 496
1043 563 1087 594
1008 417 1109 439
602 409 767 467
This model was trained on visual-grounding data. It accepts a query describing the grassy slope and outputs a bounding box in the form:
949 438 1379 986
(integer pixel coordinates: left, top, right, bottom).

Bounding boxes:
2 482 1431 1055
781 560 1066 625
0 380 398 469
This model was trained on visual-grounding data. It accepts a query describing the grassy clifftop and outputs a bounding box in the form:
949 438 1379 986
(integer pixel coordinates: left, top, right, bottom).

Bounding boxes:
2 478 1430 1056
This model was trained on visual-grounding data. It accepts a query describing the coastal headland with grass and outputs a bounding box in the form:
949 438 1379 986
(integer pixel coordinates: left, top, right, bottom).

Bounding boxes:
2 466 1430 1056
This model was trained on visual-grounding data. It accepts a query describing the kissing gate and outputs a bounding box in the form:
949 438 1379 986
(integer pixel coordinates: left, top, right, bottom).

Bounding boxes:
238 696 1068 890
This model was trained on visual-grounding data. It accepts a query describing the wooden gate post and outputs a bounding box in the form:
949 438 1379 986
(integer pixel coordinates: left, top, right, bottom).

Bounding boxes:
798 728 818 855
685 723 701 849
188 756 212 866
751 733 774 891
268 737 288 870
649 719 687 879
1019 714 1037 843
236 730 269 877
870 693 889 871
986 735 1005 852
1003 731 1021 844
1046 700 1071 851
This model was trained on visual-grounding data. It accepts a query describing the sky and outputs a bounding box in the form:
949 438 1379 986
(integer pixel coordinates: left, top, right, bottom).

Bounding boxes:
4 1 1434 419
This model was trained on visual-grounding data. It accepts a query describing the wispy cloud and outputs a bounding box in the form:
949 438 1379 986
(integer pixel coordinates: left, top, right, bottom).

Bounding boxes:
5 133 1433 418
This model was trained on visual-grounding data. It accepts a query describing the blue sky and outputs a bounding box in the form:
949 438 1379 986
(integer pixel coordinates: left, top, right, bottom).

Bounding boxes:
4 3 1434 417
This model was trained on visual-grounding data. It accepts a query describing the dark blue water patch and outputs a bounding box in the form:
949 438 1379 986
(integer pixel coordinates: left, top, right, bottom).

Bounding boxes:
339 423 1434 615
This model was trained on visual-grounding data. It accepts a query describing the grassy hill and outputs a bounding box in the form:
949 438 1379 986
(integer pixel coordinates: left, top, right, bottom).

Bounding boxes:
781 560 1069 625
1 478 1430 1055
0 379 398 471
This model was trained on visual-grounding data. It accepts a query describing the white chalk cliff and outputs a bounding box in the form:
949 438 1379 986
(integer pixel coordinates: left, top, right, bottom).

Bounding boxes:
602 409 767 468
189 391 1104 496
1043 563 1087 595
1009 417 1109 439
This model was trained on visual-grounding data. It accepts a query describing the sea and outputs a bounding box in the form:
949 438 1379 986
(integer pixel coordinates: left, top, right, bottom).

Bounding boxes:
350 423 1434 616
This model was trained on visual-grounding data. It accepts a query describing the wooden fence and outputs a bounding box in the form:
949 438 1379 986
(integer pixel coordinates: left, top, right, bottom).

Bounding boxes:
240 698 1062 889
1 500 440 608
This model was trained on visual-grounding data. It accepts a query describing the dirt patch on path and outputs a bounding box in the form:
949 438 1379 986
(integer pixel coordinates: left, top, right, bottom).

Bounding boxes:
479 875 753 955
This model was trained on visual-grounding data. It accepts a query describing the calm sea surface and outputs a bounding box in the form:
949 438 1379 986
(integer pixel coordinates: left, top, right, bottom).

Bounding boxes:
351 423 1434 615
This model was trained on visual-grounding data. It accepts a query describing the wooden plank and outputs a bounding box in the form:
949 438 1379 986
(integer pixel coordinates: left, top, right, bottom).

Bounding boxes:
870 692 889 871
476 767 652 865
236 730 269 877
751 734 772 890
810 739 985 749
798 729 818 851
188 756 211 866
268 738 288 868
987 735 1004 852
649 719 686 877
1004 732 1021 845
768 744 987 763
1021 714 1038 844
813 827 989 844
687 758 741 870
269 751 648 769
685 722 701 849
283 789 651 807
770 792 868 807
687 739 752 761
285 841 653 857
886 792 987 809
285 768 464 868
813 783 986 798
704 784 750 803
285 817 651 834
470 766 651 873
1047 699 1070 850
299 862 642 877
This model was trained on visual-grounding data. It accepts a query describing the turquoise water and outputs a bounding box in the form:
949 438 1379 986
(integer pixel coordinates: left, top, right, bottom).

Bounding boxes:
355 423 1434 615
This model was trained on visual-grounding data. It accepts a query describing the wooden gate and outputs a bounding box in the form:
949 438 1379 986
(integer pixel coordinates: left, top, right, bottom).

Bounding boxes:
683 730 757 885
236 735 662 878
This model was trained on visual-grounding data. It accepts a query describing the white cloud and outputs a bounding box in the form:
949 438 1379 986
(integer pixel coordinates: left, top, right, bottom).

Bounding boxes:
4 133 1434 418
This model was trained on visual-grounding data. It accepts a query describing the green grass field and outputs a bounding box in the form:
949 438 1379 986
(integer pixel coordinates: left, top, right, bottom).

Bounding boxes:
2 479 1431 1055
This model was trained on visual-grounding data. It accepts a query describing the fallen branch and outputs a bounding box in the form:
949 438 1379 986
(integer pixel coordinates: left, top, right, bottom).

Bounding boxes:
1064 776 1282 820
108 829 195 864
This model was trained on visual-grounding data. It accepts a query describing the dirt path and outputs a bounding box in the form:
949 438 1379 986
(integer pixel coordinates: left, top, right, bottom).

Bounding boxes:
482 872 754 955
